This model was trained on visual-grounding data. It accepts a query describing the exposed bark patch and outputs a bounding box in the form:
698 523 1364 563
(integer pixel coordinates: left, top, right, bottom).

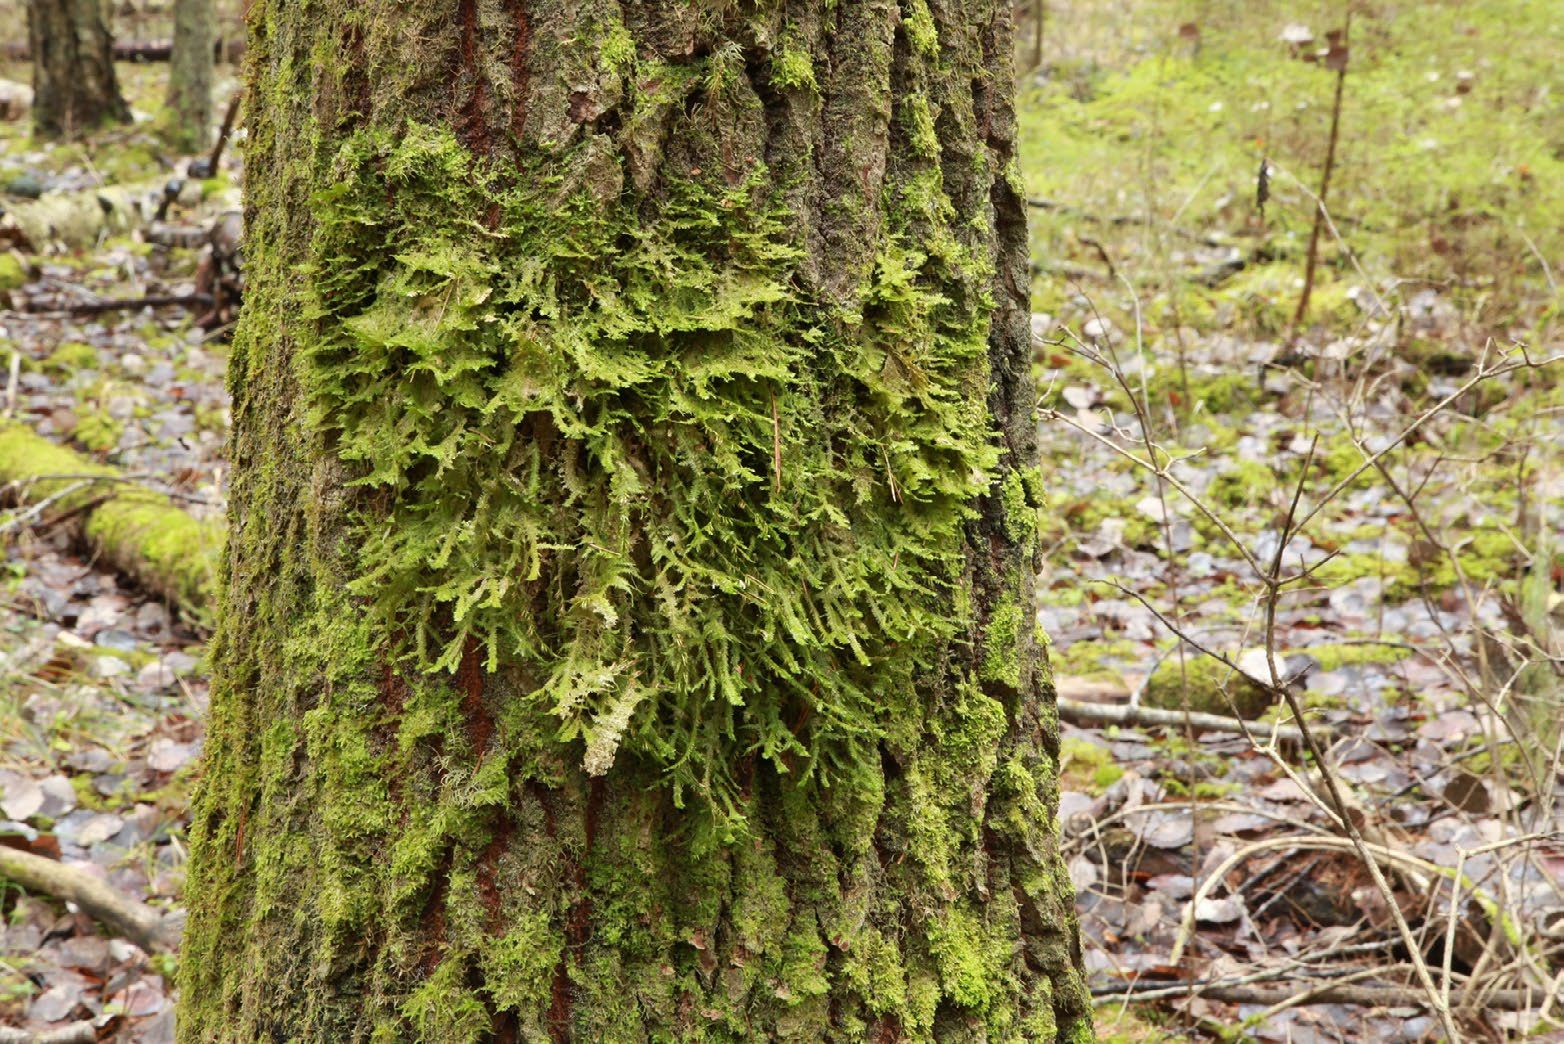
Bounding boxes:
546 777 603 1042
478 824 510 925
873 1014 905 1043
509 1 531 141
420 848 454 976
456 635 492 757
338 20 371 124
456 0 491 156
492 1011 520 1044
377 660 407 717
547 973 570 1044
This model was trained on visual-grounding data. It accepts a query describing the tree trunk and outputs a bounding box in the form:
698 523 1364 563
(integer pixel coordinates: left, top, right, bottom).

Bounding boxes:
163 0 215 152
178 2 1093 1041
26 0 131 138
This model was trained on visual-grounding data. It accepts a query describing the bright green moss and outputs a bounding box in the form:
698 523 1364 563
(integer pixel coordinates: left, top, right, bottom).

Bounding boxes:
1001 468 1039 544
303 123 1002 823
1176 371 1257 415
598 20 636 72
1303 641 1413 671
903 94 941 160
1060 737 1123 793
0 423 219 619
85 498 220 618
927 905 1001 1011
1209 458 1277 507
72 413 122 453
772 38 818 93
402 960 490 1044
1143 652 1270 719
97 142 162 184
981 597 1024 688
1319 435 1382 492
477 912 562 1013
904 0 940 57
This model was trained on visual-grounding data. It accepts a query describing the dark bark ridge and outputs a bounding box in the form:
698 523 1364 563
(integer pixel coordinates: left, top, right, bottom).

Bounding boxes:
179 1 1093 1041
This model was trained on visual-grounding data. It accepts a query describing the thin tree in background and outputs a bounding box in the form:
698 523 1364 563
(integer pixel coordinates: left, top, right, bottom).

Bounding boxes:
177 0 1094 1039
164 0 215 152
26 0 131 139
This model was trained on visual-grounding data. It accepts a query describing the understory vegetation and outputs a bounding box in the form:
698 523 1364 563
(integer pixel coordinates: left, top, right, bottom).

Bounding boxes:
1019 0 1561 1039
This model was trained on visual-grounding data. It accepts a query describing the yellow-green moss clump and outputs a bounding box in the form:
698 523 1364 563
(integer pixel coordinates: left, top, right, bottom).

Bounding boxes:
1060 736 1124 793
1145 642 1416 718
304 124 1003 817
44 341 100 373
0 253 26 291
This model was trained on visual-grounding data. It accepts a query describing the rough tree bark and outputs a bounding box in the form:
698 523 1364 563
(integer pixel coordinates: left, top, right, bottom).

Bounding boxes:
178 1 1093 1041
26 0 131 139
164 0 215 152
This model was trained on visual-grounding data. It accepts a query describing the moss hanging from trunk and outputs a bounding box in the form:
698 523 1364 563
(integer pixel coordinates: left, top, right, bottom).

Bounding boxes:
178 1 1094 1040
300 118 1002 823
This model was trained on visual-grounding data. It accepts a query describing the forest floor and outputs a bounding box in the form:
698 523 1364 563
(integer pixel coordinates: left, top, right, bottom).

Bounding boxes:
1018 1 1561 1040
0 1 1561 1040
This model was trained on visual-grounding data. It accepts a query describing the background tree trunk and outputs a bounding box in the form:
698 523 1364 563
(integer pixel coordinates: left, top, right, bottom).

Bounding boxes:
179 1 1093 1041
26 0 131 139
163 0 215 152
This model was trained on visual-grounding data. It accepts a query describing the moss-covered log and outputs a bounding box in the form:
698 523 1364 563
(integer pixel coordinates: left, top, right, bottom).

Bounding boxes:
25 0 131 139
179 1 1092 1040
0 423 219 623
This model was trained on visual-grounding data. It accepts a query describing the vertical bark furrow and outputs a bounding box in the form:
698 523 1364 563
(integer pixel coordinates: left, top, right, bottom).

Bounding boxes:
457 0 492 156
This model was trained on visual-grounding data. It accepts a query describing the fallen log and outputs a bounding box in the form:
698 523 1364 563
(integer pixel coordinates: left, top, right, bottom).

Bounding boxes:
2 38 244 63
18 291 213 315
0 423 220 625
1057 697 1322 744
1092 979 1550 1012
0 182 160 253
13 291 213 316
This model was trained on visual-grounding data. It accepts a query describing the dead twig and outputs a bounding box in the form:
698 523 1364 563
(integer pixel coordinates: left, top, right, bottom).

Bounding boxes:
14 292 213 317
1288 13 1352 345
1057 695 1325 744
0 846 177 953
1097 980 1551 1012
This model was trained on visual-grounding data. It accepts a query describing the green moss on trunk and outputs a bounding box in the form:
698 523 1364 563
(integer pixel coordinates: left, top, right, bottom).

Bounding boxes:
179 0 1093 1040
